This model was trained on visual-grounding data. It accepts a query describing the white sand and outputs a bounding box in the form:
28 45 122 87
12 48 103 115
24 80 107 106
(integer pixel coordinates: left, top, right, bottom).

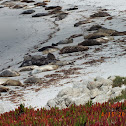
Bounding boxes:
0 0 126 113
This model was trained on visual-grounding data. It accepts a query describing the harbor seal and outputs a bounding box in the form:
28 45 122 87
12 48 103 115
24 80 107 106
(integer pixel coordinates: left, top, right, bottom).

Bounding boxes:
30 65 59 75
24 76 42 84
0 69 20 77
0 78 9 84
42 48 59 54
19 65 38 72
56 38 73 45
38 46 59 54
2 79 23 86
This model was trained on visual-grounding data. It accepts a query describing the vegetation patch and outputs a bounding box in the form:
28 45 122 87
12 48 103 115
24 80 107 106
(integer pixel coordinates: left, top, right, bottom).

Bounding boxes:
112 76 126 88
109 89 126 103
0 101 126 125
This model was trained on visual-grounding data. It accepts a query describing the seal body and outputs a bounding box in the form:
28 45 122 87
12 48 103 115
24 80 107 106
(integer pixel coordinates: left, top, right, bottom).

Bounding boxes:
19 65 38 72
30 65 59 75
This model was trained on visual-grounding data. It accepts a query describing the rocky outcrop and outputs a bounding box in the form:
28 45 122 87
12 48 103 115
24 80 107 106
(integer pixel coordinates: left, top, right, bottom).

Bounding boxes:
60 45 89 54
0 69 20 77
20 53 57 67
45 77 126 109
46 87 90 109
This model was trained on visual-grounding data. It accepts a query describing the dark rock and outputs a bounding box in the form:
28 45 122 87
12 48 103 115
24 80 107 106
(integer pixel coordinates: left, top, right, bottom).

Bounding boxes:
45 6 62 10
21 10 35 14
87 25 104 31
78 40 101 46
66 6 78 11
34 2 47 7
74 20 91 27
21 0 35 3
20 54 57 67
32 13 49 17
60 45 89 54
90 11 110 18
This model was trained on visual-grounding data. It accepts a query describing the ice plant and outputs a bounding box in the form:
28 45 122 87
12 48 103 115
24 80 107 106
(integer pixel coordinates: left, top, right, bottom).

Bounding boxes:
0 101 126 125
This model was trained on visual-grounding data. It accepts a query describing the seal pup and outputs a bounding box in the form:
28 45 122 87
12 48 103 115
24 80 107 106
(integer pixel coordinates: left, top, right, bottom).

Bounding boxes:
30 65 59 75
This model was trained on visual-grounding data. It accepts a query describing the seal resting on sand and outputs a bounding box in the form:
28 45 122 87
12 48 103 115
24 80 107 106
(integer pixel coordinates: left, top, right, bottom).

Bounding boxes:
30 65 59 75
2 79 23 86
42 48 59 54
19 65 38 72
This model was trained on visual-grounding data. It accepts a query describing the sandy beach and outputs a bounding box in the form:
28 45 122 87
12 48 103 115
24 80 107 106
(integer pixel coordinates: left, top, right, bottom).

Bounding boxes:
0 0 126 113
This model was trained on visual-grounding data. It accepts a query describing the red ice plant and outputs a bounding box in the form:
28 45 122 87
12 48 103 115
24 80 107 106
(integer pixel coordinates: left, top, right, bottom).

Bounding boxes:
0 101 126 126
